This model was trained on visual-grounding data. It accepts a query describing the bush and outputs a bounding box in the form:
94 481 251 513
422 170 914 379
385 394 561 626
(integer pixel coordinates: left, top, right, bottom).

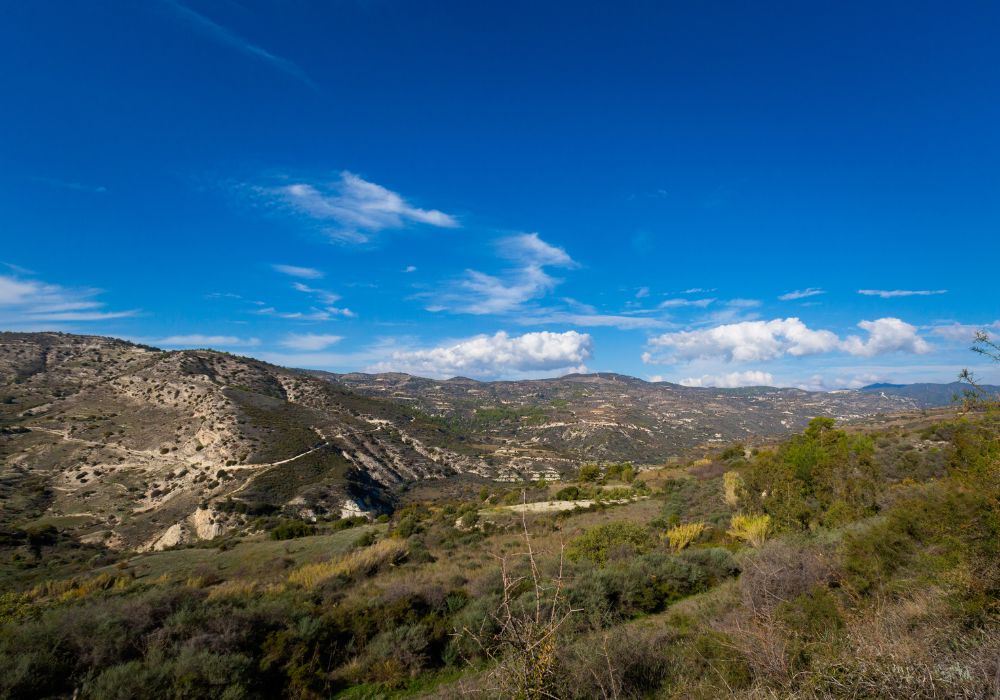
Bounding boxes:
578 464 601 482
567 522 652 565
269 520 314 541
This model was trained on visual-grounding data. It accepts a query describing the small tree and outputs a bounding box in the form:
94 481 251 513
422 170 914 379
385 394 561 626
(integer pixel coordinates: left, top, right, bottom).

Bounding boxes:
578 463 601 483
728 513 771 548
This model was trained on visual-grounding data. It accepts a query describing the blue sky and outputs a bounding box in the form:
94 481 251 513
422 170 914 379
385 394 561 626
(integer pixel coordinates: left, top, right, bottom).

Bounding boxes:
2 1 998 386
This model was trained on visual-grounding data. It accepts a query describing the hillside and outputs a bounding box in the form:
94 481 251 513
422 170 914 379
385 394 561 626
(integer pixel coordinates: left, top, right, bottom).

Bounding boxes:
1 402 996 698
0 331 962 552
316 370 926 466
0 332 489 550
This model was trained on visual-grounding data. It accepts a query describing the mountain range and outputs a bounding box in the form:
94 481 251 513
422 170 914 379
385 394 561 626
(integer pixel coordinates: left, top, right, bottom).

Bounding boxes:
0 331 977 550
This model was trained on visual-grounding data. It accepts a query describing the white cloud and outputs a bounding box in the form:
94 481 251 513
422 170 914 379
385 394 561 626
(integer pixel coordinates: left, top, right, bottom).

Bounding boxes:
840 318 931 357
635 287 650 299
726 298 762 308
644 316 930 365
645 318 840 363
498 233 576 268
404 265 417 273
269 171 458 243
680 370 775 388
369 330 593 379
0 274 136 324
257 305 355 321
793 373 885 392
432 233 576 315
292 282 340 304
280 333 344 351
932 321 1000 342
454 266 558 315
858 289 947 298
514 311 669 330
155 335 260 348
659 297 715 309
779 288 824 301
273 264 323 279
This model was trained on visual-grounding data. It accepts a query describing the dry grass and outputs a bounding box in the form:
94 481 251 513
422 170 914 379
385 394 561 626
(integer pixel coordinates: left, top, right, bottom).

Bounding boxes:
723 470 743 507
287 538 408 588
728 513 771 548
665 522 706 552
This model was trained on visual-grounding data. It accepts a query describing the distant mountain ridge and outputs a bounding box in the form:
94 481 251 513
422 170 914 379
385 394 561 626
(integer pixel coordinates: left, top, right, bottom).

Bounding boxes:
860 381 997 405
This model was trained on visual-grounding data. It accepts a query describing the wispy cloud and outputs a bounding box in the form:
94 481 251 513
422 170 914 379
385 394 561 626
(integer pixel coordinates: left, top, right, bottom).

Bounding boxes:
858 289 947 298
0 274 136 325
659 297 715 309
779 288 824 301
273 264 323 279
292 282 340 305
163 0 317 89
280 333 344 351
154 334 260 348
931 321 1000 342
429 233 574 315
263 171 458 244
290 281 354 316
513 310 670 330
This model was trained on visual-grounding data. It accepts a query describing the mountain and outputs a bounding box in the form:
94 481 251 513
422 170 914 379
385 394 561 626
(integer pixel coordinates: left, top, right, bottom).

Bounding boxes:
312 370 925 465
0 332 489 550
860 381 998 405
0 331 950 551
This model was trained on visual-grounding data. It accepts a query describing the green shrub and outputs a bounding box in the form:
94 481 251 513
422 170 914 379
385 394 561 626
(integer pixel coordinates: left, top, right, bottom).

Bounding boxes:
578 464 601 482
567 522 652 565
269 520 314 540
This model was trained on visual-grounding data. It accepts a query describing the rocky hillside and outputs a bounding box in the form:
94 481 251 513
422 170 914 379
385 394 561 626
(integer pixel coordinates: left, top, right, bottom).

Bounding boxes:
0 333 488 551
316 370 925 466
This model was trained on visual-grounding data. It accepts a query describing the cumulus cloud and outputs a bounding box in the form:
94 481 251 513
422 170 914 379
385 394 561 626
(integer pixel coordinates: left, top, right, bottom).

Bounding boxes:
644 318 840 363
273 264 323 279
680 370 776 388
858 289 947 298
155 335 260 348
0 274 136 325
779 288 824 301
280 333 343 351
268 171 458 243
368 330 593 379
840 318 931 356
643 317 930 364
